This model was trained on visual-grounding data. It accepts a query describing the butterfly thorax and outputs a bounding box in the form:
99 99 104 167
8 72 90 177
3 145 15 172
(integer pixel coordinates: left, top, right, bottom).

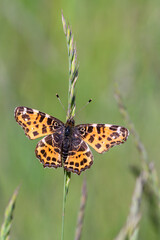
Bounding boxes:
65 118 75 127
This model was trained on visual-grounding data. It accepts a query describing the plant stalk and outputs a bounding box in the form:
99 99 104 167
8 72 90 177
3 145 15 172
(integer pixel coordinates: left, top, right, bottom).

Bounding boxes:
61 11 78 240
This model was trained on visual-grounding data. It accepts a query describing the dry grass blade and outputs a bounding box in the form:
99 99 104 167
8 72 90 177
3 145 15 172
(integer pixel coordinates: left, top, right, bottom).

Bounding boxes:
114 86 160 202
75 178 87 240
114 86 160 238
114 173 146 240
0 187 19 240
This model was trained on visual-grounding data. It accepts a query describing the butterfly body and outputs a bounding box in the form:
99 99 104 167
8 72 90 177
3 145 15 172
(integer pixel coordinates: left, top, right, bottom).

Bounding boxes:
14 106 129 175
62 120 75 162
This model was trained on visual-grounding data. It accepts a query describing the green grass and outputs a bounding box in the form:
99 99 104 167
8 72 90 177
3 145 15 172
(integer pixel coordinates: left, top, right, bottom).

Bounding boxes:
0 0 160 239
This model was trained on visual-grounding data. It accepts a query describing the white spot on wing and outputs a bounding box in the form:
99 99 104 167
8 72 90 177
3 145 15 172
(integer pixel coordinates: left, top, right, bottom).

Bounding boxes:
23 107 27 114
104 124 112 127
34 109 39 113
117 126 122 135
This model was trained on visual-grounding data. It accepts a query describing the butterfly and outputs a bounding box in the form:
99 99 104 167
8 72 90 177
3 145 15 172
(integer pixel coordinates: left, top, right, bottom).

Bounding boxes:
14 106 129 175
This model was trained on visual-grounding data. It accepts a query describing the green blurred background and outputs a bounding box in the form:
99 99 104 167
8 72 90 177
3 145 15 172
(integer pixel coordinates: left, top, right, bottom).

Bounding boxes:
0 0 160 239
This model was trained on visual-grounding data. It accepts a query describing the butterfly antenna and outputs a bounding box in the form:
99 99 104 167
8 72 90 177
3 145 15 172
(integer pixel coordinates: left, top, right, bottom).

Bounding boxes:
77 99 92 114
56 93 65 110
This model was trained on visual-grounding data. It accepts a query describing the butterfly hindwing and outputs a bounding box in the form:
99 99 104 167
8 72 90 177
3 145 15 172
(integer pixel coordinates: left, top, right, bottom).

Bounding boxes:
76 124 129 153
14 106 64 139
63 133 93 175
35 133 63 168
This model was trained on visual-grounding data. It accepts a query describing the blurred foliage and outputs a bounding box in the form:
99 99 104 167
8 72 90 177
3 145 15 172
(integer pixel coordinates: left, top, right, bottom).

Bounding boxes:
0 0 160 239
0 187 19 240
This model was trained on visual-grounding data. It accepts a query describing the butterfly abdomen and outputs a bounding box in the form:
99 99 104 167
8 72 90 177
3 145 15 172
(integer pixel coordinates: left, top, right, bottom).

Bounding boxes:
62 126 72 162
62 137 70 161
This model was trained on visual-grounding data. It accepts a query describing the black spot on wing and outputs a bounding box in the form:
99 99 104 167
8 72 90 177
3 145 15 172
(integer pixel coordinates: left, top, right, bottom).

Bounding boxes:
43 152 47 157
109 125 119 131
110 132 120 139
47 117 52 125
26 108 34 114
95 143 101 149
33 131 39 136
39 112 45 122
85 151 92 157
97 126 101 134
88 126 93 133
121 127 126 132
41 149 45 154
107 137 112 141
22 114 30 120
83 158 87 163
88 135 94 143
42 124 47 134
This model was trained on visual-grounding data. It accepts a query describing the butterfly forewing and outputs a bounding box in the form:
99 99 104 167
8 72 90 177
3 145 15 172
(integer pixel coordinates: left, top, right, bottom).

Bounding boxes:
35 134 63 168
76 124 129 153
14 106 64 139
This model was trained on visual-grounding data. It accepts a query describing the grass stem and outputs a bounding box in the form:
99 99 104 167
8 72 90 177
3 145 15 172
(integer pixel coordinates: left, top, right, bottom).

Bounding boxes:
61 11 78 240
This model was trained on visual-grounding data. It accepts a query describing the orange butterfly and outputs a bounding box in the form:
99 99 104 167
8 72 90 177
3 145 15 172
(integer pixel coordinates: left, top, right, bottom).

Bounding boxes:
14 106 129 175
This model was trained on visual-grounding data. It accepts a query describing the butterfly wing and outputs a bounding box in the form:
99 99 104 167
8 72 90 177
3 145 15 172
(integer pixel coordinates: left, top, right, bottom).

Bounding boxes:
14 106 64 139
75 124 129 153
35 132 64 168
63 133 93 175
